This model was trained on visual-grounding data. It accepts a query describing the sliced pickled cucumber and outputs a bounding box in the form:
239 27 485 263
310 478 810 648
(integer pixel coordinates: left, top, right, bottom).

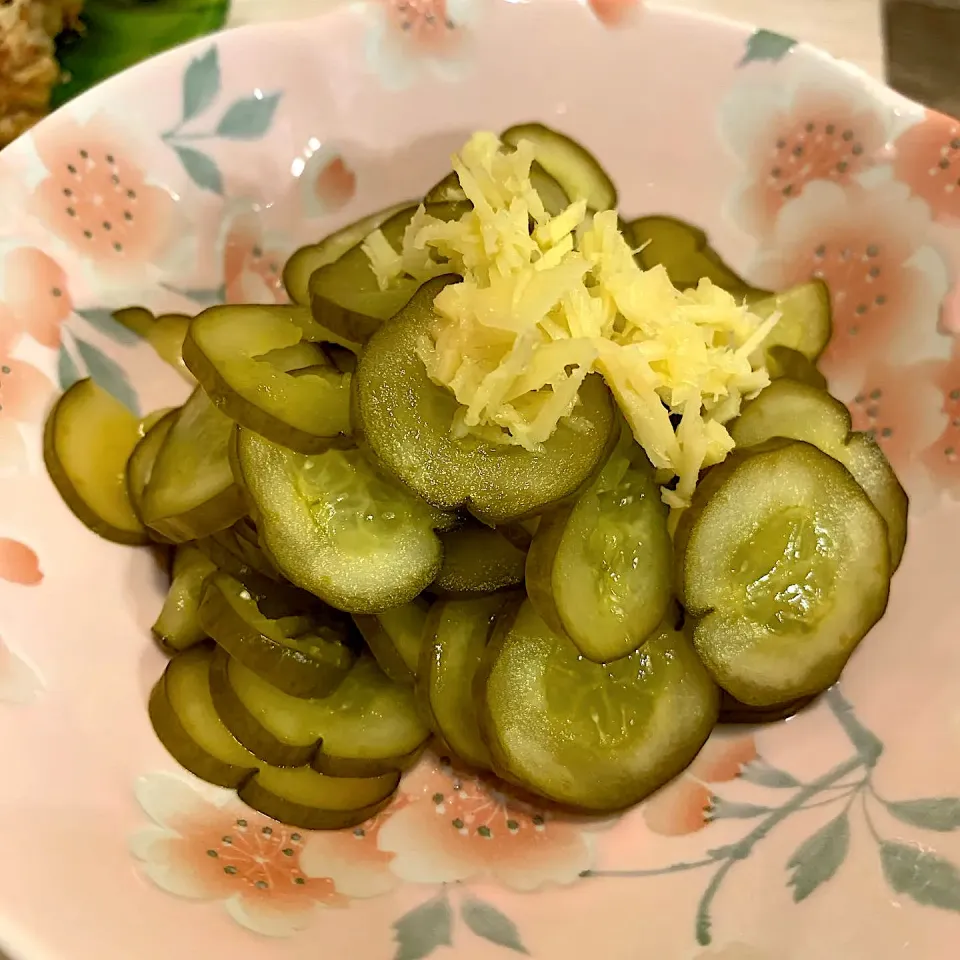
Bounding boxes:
498 517 540 551
309 201 468 343
127 408 178 526
238 764 399 831
183 304 352 454
765 345 828 390
152 545 216 653
141 386 246 542
352 598 429 685
418 594 509 770
44 379 149 545
261 340 331 373
730 379 908 569
425 161 570 217
627 216 758 295
234 428 448 613
501 123 617 211
199 571 355 699
196 523 281 585
355 278 617 524
679 441 891 706
526 431 672 662
283 202 412 305
433 522 527 597
752 282 832 362
718 690 814 725
211 648 429 775
114 307 194 382
477 601 719 811
148 644 258 787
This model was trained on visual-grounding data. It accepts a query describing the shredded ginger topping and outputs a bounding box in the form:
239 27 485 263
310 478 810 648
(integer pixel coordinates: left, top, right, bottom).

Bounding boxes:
363 132 778 514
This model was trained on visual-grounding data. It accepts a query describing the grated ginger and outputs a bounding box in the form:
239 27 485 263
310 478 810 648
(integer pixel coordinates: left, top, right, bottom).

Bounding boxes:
364 131 778 514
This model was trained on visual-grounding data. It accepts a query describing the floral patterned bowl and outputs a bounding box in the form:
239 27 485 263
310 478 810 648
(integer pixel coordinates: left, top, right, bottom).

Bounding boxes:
1 1 960 958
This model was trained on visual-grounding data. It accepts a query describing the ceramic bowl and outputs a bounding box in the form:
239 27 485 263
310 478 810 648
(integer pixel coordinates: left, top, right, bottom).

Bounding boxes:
1 2 959 958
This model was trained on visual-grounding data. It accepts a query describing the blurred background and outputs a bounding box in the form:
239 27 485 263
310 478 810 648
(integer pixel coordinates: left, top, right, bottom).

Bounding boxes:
0 2 950 143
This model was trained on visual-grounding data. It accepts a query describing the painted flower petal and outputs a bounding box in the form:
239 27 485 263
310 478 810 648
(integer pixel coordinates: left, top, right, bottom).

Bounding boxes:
3 248 72 348
134 771 230 833
893 109 960 223
0 637 42 704
586 0 642 28
691 735 758 782
224 893 322 939
0 538 42 585
0 418 27 474
641 776 712 836
312 156 356 213
0 358 55 423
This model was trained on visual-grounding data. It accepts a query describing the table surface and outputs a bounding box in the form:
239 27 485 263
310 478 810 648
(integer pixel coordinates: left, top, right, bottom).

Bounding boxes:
227 0 885 79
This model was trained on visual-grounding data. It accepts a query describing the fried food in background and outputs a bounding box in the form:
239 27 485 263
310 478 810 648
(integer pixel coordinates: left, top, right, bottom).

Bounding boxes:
0 0 83 147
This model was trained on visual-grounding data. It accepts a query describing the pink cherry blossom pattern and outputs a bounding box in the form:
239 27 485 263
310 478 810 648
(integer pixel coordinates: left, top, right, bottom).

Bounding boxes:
0 538 43 585
377 757 603 891
0 355 54 473
720 68 891 237
131 773 404 937
312 157 357 213
587 0 642 29
750 178 948 387
1 247 73 349
642 735 757 836
222 209 288 305
29 116 175 270
893 109 960 224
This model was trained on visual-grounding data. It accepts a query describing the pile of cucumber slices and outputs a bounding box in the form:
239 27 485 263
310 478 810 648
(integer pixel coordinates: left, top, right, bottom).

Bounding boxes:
44 125 907 829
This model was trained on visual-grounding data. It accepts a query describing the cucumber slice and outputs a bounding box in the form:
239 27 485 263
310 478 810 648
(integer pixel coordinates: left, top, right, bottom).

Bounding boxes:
354 278 617 524
765 345 828 391
678 440 891 706
751 282 832 362
309 201 469 344
182 304 352 454
525 431 672 662
261 340 332 373
238 765 399 831
719 690 814 725
283 202 412 305
152 545 217 653
730 379 908 569
352 598 429 685
425 161 570 217
477 601 719 811
433 522 527 597
497 517 540 551
44 379 150 545
195 523 282 585
149 644 259 787
418 594 509 770
626 216 758 295
127 408 178 527
141 386 246 542
199 571 355 699
501 123 617 211
114 307 194 382
211 648 429 775
233 428 448 613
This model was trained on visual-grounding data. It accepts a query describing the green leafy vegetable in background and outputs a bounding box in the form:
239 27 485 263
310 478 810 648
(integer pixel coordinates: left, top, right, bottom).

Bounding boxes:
53 0 230 109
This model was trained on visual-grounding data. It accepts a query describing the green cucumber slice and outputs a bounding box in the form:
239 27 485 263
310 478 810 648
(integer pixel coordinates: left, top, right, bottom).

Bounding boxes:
141 386 246 542
501 123 617 211
433 522 527 597
44 379 150 545
418 594 510 770
152 545 217 653
352 598 429 685
525 429 672 662
730 378 908 569
211 647 428 775
199 571 355 699
751 282 833 362
477 601 719 811
127 408 178 530
309 201 469 343
283 202 412 305
354 277 617 524
182 304 352 454
233 428 447 613
679 440 891 706
425 161 570 217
